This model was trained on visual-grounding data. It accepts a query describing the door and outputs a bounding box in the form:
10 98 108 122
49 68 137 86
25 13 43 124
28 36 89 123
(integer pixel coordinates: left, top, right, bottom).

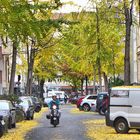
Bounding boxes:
128 91 140 127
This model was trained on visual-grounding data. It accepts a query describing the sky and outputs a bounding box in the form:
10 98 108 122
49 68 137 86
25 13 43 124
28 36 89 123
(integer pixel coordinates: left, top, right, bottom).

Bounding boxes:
57 0 93 13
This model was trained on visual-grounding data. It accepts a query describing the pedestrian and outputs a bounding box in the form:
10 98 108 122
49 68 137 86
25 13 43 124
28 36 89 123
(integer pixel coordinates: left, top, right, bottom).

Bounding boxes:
64 95 68 104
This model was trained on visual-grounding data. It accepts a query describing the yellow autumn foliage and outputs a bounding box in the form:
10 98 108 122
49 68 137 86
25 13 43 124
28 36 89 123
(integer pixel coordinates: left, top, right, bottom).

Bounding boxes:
1 108 47 140
70 108 96 114
84 119 140 140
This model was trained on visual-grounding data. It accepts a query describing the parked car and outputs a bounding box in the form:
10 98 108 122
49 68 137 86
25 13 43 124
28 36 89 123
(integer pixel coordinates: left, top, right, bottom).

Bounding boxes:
19 96 41 113
69 96 81 104
106 86 140 133
76 96 85 109
31 97 42 112
19 98 34 120
80 95 97 111
15 104 25 122
0 100 16 129
0 115 6 138
96 92 108 115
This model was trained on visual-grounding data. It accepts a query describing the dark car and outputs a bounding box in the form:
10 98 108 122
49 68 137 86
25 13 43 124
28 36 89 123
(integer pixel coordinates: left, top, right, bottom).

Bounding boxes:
96 92 108 114
0 100 16 129
31 97 42 112
19 99 34 120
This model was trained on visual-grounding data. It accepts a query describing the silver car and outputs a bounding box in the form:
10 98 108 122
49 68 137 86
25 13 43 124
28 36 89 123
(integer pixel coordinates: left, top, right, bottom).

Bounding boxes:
0 100 16 129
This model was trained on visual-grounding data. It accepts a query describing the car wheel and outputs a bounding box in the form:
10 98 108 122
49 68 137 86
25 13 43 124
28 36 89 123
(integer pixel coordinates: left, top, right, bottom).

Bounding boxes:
82 104 90 111
26 114 31 120
115 118 129 134
31 113 34 120
12 122 16 128
35 106 41 113
99 107 105 115
8 117 12 129
0 124 4 138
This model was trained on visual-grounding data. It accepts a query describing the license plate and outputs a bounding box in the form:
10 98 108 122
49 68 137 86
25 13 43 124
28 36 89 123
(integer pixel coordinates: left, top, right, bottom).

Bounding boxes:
1 120 5 125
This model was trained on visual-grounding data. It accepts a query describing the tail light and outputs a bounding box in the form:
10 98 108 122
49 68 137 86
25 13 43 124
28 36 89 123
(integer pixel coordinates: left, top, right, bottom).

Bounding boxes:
91 103 95 106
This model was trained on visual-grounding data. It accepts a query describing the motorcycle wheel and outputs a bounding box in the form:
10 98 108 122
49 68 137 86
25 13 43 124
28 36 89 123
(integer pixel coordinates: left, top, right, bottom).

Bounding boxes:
53 119 58 127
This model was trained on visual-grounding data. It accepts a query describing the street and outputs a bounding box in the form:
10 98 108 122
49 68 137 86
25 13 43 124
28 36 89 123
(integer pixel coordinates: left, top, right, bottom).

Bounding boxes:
25 105 104 140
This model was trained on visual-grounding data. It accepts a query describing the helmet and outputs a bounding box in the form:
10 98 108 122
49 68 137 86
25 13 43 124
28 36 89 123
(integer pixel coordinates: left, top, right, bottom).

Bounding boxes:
52 93 57 97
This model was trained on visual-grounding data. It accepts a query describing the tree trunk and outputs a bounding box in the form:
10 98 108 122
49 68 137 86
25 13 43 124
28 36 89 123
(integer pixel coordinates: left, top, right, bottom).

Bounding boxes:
26 40 35 95
9 42 17 94
85 75 88 95
80 78 84 95
124 0 134 85
40 78 45 100
93 66 96 94
96 6 102 91
103 72 109 92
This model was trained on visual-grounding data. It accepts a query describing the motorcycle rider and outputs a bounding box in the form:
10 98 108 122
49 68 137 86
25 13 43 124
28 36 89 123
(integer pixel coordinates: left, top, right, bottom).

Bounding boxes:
48 93 60 109
48 93 61 119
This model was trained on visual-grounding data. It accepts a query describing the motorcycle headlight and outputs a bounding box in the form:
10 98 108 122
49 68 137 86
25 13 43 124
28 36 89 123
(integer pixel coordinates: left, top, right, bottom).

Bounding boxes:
52 105 57 110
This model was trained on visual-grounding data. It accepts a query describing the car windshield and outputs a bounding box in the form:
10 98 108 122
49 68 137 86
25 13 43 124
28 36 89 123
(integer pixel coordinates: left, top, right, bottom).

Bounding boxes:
0 102 9 110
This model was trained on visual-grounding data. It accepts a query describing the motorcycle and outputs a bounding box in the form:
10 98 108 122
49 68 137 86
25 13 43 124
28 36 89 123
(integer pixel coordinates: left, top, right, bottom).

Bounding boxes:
47 104 60 127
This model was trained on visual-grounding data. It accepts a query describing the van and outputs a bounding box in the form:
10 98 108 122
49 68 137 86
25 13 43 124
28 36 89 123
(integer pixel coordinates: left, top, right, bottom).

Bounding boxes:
106 86 140 133
47 91 67 104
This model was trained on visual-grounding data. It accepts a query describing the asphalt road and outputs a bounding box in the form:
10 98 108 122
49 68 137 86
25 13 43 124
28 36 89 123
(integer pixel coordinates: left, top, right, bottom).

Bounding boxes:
25 105 104 140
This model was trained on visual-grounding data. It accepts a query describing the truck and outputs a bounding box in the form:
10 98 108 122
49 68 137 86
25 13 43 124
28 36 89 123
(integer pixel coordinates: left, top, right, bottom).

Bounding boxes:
106 86 140 134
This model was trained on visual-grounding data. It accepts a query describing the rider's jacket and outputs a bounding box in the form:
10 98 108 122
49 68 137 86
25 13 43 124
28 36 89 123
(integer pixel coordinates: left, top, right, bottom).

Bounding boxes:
48 99 60 109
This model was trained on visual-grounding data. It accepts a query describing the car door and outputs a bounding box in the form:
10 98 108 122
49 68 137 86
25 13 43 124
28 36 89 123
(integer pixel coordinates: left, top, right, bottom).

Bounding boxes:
128 91 140 127
87 95 97 106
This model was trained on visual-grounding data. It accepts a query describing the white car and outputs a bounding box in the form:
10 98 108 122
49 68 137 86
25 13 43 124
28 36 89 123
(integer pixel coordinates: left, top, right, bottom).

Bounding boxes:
80 95 97 111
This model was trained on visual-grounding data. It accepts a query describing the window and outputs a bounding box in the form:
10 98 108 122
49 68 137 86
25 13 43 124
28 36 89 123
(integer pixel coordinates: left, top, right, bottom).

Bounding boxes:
111 90 129 97
0 102 9 110
87 96 97 99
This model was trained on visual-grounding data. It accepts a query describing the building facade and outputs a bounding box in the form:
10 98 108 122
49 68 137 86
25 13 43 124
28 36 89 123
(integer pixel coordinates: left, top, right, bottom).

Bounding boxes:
137 25 140 82
0 38 11 95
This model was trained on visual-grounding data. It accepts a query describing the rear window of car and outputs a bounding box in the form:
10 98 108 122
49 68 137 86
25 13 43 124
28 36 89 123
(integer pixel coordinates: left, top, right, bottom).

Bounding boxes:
0 102 9 110
111 90 129 97
20 100 29 108
87 96 97 99
98 94 108 100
